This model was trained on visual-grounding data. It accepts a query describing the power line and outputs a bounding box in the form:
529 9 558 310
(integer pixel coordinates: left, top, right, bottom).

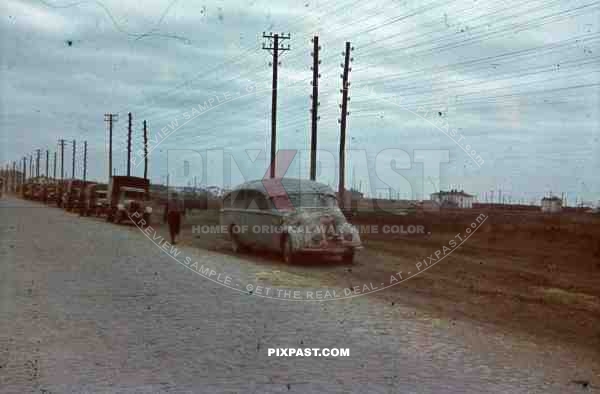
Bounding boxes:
351 57 600 106
360 1 600 60
356 33 600 85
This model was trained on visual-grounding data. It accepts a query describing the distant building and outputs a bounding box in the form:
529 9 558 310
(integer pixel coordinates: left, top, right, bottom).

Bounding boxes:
541 196 562 213
430 190 474 209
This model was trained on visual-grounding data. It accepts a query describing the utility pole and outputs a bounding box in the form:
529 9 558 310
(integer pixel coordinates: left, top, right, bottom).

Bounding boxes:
338 41 353 207
71 139 76 179
310 35 321 181
53 151 57 180
35 149 40 178
58 139 65 181
127 112 132 177
45 150 49 178
143 120 148 180
262 32 291 178
22 157 26 184
83 141 87 182
12 161 16 191
29 154 33 181
104 113 118 179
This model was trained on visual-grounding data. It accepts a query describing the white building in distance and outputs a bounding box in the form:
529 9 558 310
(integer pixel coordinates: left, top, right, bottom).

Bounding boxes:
541 196 562 213
430 190 474 209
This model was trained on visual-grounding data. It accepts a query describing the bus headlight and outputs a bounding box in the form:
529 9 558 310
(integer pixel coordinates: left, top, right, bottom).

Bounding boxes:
145 206 152 214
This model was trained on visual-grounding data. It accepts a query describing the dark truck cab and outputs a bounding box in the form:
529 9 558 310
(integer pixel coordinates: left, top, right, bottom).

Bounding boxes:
62 179 87 211
32 183 44 201
42 183 57 204
106 176 151 226
80 183 108 216
22 183 33 200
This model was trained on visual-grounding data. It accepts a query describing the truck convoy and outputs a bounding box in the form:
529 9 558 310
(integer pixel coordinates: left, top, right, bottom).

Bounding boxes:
15 175 153 227
106 176 151 226
14 140 154 225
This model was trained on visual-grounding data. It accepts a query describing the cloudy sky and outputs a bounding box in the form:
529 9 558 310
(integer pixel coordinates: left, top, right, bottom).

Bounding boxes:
1 0 598 204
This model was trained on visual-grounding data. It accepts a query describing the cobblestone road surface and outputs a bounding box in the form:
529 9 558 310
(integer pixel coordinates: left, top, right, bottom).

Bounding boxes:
1 197 598 393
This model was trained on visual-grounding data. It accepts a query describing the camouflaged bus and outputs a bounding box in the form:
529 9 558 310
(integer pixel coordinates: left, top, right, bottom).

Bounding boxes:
220 178 362 264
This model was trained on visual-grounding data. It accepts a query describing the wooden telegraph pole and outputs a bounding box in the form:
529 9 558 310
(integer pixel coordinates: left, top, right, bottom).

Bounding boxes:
58 139 65 181
127 112 132 177
338 42 353 208
12 161 16 191
71 140 76 179
310 36 321 181
104 113 118 179
83 141 87 182
143 120 148 180
262 32 290 178
35 149 40 178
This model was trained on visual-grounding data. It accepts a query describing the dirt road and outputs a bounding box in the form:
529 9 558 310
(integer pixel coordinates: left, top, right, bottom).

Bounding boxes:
1 197 598 393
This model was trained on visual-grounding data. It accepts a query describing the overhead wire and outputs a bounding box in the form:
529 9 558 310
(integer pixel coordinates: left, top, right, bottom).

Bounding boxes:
109 0 600 168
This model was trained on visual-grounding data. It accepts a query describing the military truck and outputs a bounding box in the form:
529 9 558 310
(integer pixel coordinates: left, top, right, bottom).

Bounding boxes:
106 176 151 226
61 179 87 211
42 183 58 205
22 183 33 200
55 181 67 207
80 183 108 217
32 183 45 201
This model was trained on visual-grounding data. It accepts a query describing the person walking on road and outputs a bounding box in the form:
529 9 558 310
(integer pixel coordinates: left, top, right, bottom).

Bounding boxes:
164 192 184 245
